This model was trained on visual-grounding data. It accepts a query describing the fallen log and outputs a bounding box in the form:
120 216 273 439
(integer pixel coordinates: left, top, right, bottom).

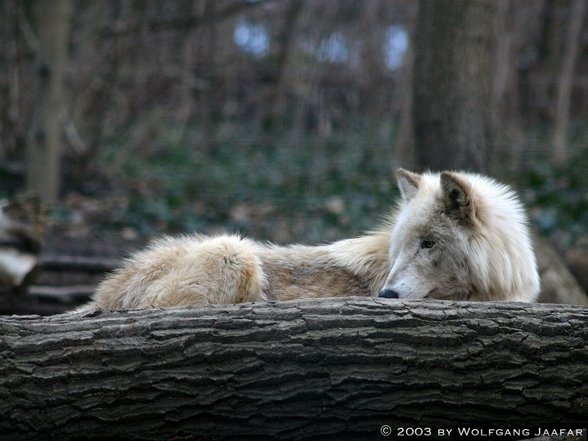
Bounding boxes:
0 298 586 440
0 293 70 316
0 196 44 296
39 254 120 273
28 284 95 303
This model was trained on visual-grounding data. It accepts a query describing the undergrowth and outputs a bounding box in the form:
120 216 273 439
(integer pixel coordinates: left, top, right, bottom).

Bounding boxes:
42 122 588 248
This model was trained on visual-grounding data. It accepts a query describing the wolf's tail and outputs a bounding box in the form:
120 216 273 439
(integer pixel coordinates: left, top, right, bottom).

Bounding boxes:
72 301 101 315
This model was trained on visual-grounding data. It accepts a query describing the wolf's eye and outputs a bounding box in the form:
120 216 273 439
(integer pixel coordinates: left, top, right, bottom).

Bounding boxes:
420 239 435 249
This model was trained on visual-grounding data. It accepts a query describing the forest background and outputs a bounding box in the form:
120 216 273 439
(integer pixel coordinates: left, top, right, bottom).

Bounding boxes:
0 0 586 265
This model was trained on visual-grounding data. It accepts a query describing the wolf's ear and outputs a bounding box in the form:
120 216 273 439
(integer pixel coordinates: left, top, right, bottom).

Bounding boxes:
440 172 474 221
396 169 421 201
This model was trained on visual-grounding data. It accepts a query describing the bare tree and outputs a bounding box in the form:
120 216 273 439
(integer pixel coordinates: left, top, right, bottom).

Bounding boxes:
26 0 72 204
412 0 495 172
394 3 419 170
552 0 587 166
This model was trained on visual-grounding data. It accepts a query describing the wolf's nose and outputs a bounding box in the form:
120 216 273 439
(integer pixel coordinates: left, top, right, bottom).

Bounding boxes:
379 289 399 299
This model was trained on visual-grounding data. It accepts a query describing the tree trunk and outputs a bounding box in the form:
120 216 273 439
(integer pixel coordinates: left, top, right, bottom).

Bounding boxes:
552 0 587 166
491 0 527 174
413 0 494 172
395 31 416 170
535 235 588 305
1 298 586 440
27 0 72 204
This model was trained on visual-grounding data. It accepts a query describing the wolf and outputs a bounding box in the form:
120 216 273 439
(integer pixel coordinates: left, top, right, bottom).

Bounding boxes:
82 169 540 311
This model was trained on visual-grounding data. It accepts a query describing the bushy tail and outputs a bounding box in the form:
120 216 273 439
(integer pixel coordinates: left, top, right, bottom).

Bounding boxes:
72 301 101 315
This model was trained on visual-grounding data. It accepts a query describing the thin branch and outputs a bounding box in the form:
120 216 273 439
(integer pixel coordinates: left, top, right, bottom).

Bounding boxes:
100 0 284 38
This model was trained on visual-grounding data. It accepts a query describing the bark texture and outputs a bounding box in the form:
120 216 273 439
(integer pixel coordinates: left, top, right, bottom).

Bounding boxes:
552 0 587 165
536 236 588 305
1 298 587 440
413 0 494 172
27 0 72 203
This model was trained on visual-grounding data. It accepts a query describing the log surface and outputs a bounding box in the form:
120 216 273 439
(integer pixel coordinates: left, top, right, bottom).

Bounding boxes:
0 298 587 440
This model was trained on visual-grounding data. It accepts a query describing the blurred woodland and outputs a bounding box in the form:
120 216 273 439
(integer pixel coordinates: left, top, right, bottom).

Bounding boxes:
0 0 587 311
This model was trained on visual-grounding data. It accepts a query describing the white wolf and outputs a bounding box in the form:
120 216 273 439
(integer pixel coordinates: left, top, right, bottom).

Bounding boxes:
83 169 539 311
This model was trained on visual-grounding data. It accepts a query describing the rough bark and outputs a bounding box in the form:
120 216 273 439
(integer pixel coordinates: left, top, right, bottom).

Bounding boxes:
27 0 72 203
413 0 494 172
536 235 588 305
552 0 587 165
491 0 527 173
566 239 588 294
0 298 586 440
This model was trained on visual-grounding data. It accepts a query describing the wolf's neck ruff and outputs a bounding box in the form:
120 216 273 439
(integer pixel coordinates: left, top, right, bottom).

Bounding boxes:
79 169 539 312
381 169 539 302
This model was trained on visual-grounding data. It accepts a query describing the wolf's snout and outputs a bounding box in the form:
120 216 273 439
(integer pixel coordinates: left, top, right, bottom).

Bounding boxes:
378 288 399 299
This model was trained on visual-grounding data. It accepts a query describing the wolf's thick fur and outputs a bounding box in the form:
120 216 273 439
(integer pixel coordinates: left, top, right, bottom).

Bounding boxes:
85 169 539 311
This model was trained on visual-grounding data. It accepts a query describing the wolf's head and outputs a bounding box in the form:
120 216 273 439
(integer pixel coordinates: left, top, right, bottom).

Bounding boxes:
378 169 540 302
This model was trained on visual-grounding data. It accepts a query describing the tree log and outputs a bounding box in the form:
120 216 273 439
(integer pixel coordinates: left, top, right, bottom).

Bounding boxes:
1 298 587 440
39 255 120 273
